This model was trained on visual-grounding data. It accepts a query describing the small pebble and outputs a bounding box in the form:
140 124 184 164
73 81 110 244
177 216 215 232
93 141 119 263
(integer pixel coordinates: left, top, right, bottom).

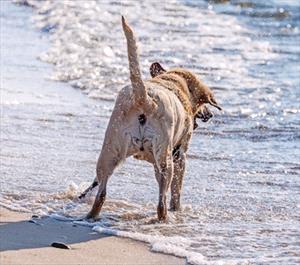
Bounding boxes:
51 242 70 249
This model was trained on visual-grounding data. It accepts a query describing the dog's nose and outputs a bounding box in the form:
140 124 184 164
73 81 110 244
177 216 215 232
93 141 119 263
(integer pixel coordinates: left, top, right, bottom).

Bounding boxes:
196 111 213 122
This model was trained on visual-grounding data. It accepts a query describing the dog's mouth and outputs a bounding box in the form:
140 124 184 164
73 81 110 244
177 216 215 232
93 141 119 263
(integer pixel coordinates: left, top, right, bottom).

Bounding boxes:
196 107 213 123
197 113 213 122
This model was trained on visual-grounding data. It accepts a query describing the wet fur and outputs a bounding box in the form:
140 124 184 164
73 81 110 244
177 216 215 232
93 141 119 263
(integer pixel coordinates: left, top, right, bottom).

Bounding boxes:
83 17 221 221
150 62 215 128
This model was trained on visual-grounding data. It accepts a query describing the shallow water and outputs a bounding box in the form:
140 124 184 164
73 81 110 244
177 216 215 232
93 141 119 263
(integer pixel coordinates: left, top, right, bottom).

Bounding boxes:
1 0 300 264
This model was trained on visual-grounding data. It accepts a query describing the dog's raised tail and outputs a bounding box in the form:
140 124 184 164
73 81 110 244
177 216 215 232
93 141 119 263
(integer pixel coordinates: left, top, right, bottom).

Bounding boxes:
122 16 154 110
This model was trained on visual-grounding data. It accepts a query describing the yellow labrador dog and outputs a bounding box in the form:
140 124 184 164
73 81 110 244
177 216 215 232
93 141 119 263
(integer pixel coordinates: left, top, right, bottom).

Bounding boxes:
82 17 221 221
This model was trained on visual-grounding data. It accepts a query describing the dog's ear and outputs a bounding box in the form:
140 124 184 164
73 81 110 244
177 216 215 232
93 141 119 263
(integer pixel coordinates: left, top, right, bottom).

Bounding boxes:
150 62 166 78
208 97 222 111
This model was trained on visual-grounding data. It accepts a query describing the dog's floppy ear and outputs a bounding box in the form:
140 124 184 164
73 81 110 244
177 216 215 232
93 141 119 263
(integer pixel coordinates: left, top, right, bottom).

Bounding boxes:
208 97 222 111
150 62 166 78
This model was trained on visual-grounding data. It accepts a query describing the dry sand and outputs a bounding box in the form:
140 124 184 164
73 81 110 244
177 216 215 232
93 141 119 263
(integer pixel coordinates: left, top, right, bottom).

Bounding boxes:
0 207 184 265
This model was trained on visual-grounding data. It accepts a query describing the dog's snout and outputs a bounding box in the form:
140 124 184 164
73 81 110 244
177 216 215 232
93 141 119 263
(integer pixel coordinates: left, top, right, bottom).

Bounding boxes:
207 112 213 119
138 114 146 125
196 106 214 123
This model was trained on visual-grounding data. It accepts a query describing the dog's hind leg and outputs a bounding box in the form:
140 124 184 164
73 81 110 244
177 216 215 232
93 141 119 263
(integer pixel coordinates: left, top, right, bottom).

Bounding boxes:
86 154 121 220
170 151 186 211
154 149 173 221
86 142 127 220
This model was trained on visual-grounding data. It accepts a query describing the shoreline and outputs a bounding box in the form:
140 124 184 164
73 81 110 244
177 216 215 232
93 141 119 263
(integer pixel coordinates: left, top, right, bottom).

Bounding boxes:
0 207 184 265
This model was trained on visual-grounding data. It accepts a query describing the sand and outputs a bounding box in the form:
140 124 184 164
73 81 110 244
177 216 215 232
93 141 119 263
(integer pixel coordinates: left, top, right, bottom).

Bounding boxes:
0 207 184 265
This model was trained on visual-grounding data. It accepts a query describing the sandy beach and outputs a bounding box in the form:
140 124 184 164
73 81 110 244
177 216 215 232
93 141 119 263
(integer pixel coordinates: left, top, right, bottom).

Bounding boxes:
0 207 184 265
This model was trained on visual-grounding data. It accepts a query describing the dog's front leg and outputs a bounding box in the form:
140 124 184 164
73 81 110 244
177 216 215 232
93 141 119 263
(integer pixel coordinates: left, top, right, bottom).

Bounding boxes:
170 152 186 211
154 154 173 221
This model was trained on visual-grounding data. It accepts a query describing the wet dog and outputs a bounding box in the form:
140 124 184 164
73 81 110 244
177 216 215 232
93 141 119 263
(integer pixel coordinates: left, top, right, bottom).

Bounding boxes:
81 17 221 221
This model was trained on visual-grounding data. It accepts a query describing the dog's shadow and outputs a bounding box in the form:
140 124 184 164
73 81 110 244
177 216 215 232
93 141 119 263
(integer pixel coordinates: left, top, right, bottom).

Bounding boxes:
0 214 108 252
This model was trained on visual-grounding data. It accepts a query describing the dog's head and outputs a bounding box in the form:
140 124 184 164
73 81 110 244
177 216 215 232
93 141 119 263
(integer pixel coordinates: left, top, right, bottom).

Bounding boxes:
150 62 221 127
167 68 222 113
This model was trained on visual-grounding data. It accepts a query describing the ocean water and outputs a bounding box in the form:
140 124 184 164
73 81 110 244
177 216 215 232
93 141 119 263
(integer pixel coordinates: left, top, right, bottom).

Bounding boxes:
1 0 299 264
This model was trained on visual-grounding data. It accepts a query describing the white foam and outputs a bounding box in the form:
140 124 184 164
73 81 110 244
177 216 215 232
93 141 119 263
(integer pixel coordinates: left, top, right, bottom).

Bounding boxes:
52 211 202 260
92 226 199 262
1 100 21 105
92 225 252 265
49 213 83 222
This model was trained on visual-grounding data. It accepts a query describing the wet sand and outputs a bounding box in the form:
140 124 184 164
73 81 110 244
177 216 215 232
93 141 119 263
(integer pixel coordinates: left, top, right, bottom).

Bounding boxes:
0 207 183 265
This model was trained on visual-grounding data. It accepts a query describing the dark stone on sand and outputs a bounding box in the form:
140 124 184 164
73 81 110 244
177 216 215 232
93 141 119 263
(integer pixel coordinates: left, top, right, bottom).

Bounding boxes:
51 242 70 249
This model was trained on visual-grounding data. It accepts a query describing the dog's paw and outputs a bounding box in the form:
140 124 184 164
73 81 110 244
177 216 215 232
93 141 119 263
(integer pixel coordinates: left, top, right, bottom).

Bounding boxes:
157 216 169 223
169 201 181 212
84 213 100 223
145 216 168 224
84 217 100 223
157 212 168 223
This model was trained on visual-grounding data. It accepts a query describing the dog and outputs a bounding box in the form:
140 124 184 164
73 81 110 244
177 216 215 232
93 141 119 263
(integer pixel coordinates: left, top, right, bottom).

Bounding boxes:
78 65 213 198
78 64 213 197
82 17 221 221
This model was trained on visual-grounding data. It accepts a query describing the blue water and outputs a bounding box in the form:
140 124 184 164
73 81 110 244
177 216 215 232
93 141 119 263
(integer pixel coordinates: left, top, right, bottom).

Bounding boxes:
1 0 299 264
